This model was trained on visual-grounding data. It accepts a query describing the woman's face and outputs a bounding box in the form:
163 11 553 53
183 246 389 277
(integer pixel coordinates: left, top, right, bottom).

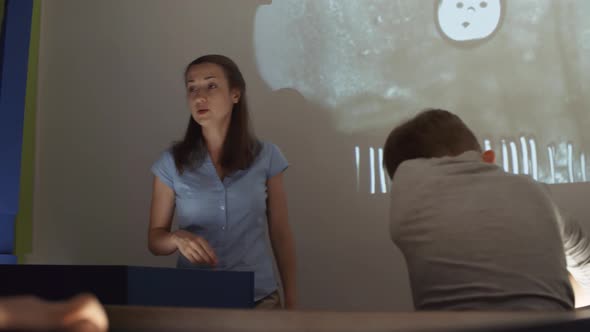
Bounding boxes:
185 63 241 128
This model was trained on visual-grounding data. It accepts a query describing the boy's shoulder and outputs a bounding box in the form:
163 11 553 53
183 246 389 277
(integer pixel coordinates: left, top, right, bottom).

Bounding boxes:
393 151 484 183
391 150 544 196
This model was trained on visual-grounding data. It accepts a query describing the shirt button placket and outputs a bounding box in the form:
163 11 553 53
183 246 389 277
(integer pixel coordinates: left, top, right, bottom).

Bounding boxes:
220 189 227 231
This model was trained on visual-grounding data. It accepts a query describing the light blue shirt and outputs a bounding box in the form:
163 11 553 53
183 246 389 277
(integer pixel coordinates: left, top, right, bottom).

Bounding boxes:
151 141 288 301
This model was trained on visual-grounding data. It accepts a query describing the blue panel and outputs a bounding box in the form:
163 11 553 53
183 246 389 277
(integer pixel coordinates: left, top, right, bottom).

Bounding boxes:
0 254 16 264
0 265 255 308
0 0 33 216
127 266 255 308
0 213 14 253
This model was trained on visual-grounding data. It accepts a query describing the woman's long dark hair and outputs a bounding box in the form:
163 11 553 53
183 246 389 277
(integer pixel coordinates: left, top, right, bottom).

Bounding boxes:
172 55 260 174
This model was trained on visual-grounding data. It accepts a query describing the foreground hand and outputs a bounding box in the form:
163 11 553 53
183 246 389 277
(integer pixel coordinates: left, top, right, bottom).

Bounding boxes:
0 293 108 332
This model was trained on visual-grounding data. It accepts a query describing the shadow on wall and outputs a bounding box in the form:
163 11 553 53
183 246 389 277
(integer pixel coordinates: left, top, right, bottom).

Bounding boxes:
238 0 414 311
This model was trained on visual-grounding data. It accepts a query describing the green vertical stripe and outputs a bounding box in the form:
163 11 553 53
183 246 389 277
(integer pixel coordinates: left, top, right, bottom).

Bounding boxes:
15 0 40 262
0 1 5 31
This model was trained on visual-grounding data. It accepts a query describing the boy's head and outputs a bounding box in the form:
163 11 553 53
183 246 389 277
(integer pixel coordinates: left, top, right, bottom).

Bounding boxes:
383 109 491 179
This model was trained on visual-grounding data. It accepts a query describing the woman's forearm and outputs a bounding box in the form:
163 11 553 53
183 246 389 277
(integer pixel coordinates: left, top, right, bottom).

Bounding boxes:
148 228 179 256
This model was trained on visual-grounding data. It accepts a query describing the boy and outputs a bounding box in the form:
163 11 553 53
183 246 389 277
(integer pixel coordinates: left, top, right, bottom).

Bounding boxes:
384 109 590 310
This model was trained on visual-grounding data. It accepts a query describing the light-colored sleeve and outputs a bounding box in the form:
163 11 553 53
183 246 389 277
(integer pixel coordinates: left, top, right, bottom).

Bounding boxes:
151 150 175 189
556 207 590 287
541 184 590 287
267 143 289 179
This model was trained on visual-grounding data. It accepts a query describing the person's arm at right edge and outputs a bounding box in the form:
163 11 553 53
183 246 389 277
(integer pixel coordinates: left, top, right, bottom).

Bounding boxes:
569 273 590 308
148 176 218 265
540 184 590 307
555 205 590 307
560 211 590 286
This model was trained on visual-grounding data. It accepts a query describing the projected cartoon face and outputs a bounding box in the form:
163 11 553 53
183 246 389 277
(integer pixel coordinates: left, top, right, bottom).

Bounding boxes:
436 0 503 42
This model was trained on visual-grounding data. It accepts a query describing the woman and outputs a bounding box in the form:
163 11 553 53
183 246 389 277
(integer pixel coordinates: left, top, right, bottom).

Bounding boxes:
148 54 296 309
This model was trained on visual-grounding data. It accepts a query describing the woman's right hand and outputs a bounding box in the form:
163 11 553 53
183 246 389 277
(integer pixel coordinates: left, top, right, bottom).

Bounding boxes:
172 230 218 266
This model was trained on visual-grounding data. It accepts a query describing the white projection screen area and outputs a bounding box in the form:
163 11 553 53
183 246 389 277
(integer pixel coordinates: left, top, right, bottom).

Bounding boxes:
254 0 590 192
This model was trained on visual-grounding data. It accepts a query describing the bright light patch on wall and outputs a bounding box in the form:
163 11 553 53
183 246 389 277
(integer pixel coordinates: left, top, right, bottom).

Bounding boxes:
568 143 574 183
582 153 587 182
484 139 492 152
520 136 529 175
529 138 538 181
355 146 360 191
548 145 556 184
369 147 376 194
378 148 387 194
509 141 519 175
501 140 509 173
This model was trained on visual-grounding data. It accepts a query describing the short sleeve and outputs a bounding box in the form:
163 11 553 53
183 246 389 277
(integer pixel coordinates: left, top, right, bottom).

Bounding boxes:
267 143 289 179
151 150 176 189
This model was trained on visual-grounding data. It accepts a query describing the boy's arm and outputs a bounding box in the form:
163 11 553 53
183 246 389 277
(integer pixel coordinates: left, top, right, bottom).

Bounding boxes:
541 184 590 288
555 204 590 308
558 209 590 287
569 272 590 308
544 183 590 307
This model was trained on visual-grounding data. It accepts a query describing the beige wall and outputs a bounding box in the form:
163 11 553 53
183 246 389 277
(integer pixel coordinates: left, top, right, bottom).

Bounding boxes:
30 0 590 311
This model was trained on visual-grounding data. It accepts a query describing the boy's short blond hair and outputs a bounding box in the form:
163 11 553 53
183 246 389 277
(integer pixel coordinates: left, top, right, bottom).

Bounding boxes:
383 109 482 178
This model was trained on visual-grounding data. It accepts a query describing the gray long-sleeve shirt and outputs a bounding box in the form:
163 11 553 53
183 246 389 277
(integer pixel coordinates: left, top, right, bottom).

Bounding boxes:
390 151 590 310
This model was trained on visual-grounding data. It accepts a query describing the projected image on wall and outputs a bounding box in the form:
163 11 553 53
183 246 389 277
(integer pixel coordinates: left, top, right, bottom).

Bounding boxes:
254 0 590 192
